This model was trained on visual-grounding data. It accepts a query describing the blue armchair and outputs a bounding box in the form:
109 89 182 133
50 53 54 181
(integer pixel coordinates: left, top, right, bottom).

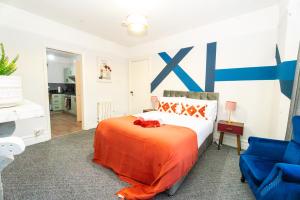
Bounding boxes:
240 116 300 200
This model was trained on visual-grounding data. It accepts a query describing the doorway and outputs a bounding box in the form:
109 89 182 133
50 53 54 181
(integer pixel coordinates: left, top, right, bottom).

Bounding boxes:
128 59 151 114
46 48 83 138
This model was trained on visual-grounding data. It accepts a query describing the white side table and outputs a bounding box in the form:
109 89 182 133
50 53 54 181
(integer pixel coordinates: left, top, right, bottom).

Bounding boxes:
0 101 44 200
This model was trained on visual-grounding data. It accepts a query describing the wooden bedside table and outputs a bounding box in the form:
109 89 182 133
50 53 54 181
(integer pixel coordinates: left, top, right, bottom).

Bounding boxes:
217 120 244 155
143 108 155 113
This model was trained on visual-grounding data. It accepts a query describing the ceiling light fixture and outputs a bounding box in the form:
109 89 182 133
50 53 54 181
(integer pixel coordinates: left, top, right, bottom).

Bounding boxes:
123 14 148 35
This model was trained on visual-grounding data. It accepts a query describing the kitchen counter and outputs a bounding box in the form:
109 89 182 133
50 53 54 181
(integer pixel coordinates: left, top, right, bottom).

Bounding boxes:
48 90 75 95
48 83 75 96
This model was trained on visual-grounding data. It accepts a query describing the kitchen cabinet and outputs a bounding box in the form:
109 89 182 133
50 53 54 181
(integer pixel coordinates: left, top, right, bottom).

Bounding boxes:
51 94 64 111
64 67 75 83
50 93 77 115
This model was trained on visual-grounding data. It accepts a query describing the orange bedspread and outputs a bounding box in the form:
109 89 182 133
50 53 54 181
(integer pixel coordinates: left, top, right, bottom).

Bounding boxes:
93 116 198 200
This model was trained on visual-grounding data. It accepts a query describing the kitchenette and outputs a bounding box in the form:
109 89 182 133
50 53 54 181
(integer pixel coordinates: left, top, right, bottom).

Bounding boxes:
47 48 82 137
48 83 77 115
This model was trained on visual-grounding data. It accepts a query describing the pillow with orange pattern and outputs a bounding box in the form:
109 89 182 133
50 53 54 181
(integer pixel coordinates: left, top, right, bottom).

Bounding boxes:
157 97 185 114
181 98 217 120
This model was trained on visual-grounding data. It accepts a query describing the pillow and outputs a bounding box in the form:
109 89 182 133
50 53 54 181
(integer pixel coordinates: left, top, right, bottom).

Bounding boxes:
202 99 218 121
181 98 217 121
157 97 185 114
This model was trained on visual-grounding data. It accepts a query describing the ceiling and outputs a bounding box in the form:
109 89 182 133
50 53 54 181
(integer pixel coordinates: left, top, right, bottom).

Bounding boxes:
0 0 279 47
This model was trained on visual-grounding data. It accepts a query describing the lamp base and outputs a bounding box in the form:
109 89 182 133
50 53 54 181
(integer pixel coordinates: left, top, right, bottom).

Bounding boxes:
227 111 234 123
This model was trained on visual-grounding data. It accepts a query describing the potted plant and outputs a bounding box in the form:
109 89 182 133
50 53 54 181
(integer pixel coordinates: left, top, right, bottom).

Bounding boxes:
0 43 23 108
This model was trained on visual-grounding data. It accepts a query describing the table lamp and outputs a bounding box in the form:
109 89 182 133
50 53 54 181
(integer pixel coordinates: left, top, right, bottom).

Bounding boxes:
225 101 236 123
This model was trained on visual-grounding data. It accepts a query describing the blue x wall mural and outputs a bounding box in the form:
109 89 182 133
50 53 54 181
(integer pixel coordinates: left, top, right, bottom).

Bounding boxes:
151 42 297 99
151 47 203 92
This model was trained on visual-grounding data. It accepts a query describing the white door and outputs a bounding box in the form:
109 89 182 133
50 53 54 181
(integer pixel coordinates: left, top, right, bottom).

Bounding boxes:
129 59 151 114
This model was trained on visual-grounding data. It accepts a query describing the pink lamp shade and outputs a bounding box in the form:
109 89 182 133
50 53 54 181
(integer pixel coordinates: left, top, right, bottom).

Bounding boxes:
225 101 236 111
225 101 236 123
151 96 159 110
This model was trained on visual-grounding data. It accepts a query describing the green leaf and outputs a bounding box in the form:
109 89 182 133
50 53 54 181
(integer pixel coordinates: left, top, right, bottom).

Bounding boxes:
0 43 19 75
0 43 5 63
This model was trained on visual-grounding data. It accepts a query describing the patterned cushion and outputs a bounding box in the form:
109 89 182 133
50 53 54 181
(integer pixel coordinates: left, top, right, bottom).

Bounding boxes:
157 97 185 114
158 101 178 113
181 103 207 119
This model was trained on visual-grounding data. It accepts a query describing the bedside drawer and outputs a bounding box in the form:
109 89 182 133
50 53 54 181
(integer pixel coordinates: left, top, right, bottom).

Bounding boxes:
217 123 243 135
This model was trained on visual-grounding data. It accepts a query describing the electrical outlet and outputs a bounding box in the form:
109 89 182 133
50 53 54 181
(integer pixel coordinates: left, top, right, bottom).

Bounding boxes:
34 129 43 137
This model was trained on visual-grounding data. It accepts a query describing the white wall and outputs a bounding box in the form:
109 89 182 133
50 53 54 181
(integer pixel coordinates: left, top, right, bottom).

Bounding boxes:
282 0 300 60
0 3 129 145
129 6 280 149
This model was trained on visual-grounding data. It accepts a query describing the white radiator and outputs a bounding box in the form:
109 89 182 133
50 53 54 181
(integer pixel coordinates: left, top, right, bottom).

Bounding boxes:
97 101 112 122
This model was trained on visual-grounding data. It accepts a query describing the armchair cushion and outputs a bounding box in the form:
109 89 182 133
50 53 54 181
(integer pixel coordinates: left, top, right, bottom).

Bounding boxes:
240 155 277 185
283 141 300 165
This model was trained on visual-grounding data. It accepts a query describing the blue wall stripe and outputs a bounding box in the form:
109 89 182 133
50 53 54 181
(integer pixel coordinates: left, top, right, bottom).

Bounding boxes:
215 66 277 81
277 61 297 80
151 47 193 92
159 52 203 92
276 45 296 98
280 80 294 98
275 45 282 64
205 42 217 92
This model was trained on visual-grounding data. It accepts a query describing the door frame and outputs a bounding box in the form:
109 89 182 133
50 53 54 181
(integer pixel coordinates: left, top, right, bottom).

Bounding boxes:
286 43 300 140
128 58 151 114
43 46 85 138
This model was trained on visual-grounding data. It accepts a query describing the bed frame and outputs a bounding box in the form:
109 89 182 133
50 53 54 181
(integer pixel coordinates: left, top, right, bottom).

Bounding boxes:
162 90 219 196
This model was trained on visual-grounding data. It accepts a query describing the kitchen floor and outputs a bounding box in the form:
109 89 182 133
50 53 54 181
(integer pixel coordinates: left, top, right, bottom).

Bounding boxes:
50 112 82 137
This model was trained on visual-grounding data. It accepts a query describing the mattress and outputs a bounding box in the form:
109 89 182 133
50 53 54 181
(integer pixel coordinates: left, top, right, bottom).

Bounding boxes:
134 111 214 148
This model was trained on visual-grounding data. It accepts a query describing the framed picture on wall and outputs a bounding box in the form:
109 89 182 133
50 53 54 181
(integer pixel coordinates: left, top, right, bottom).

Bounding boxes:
98 58 112 83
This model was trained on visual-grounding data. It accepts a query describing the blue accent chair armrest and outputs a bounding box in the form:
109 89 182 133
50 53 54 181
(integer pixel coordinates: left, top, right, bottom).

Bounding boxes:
257 163 300 200
244 136 289 161
278 163 300 182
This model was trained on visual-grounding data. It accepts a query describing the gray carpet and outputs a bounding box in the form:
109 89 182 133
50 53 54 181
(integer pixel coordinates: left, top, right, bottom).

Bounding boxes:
2 130 254 200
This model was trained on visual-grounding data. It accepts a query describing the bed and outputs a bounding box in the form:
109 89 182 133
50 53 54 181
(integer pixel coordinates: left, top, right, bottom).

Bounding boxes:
160 90 219 196
93 90 219 199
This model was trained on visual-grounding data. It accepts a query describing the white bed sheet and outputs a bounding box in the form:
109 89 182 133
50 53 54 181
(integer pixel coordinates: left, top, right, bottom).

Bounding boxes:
134 111 214 148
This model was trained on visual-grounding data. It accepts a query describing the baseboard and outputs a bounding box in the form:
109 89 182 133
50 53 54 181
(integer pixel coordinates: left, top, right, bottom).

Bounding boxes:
21 132 51 146
213 132 249 150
